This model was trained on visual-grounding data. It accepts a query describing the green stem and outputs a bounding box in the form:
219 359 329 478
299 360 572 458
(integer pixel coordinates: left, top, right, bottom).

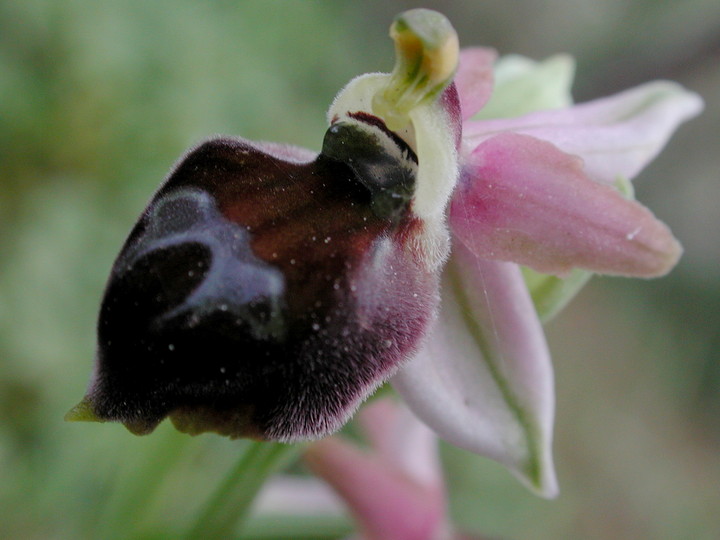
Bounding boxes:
184 441 301 540
97 425 190 540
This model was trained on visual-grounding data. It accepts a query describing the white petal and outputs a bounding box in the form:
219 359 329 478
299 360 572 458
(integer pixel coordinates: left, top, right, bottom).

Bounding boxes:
252 476 345 516
465 81 704 185
393 247 558 497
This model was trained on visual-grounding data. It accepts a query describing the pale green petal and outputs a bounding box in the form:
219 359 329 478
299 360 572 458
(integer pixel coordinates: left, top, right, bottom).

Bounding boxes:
474 54 575 120
522 267 593 323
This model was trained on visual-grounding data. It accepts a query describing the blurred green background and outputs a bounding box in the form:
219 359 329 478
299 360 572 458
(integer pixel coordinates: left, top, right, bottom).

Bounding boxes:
1 1 718 538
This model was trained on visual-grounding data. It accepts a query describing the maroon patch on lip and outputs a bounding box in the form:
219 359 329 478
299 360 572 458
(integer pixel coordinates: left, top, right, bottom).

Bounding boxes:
441 83 462 149
165 138 391 314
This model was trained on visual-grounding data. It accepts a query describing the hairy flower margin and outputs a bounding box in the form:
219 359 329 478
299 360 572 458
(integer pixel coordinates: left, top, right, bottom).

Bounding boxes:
67 9 702 500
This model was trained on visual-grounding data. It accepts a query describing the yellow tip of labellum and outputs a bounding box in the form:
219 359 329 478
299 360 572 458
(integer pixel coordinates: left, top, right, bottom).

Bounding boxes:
64 398 103 423
373 8 459 131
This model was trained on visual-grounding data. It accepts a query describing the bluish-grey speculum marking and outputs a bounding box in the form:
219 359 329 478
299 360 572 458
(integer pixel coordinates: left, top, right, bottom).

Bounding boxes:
124 189 287 341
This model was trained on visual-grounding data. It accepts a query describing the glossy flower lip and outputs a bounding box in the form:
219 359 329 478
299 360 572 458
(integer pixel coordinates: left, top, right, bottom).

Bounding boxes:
67 8 703 499
69 132 439 442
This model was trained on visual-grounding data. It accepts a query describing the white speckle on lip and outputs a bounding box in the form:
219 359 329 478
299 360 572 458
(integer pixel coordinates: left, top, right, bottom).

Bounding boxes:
626 226 642 240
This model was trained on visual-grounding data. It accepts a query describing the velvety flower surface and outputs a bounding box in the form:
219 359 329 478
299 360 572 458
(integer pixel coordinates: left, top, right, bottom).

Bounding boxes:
74 126 437 441
68 9 702 497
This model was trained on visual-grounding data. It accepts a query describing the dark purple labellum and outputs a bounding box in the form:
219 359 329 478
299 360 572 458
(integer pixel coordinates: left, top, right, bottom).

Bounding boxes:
81 117 438 441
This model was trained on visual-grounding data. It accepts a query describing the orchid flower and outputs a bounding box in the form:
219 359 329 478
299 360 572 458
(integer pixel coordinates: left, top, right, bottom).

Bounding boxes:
67 9 702 498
